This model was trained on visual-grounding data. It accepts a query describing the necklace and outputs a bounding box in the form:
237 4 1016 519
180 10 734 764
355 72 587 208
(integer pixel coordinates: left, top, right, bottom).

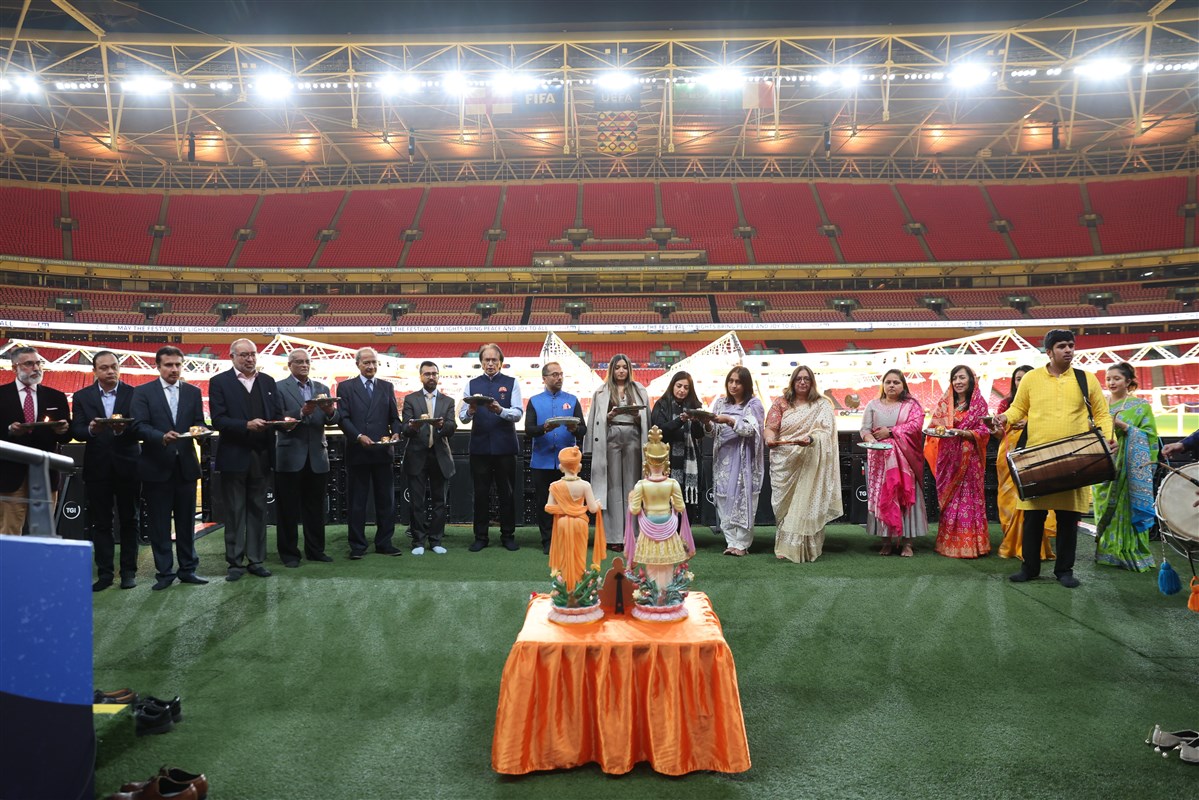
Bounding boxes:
562 475 580 482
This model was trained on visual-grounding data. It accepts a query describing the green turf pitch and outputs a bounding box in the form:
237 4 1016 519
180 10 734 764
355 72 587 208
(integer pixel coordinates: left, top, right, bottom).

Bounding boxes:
92 523 1198 799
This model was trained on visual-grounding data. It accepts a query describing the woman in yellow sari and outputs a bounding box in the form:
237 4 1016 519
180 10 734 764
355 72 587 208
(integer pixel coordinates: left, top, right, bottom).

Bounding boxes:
995 365 1055 560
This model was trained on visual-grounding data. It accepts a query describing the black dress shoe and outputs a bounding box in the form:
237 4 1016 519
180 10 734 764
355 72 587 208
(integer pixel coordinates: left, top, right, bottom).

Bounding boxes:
468 539 488 552
151 577 175 591
134 703 174 736
502 539 520 551
1008 571 1034 583
225 571 243 582
138 694 183 723
348 551 365 560
541 542 551 555
93 578 113 592
178 574 209 585
282 559 300 568
307 553 333 562
120 575 137 589
375 546 402 556
247 565 272 577
1057 573 1081 588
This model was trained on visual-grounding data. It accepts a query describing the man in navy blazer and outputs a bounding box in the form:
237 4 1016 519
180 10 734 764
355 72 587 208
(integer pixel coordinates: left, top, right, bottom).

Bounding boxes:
209 339 286 581
274 349 338 566
131 346 210 591
400 361 457 555
337 347 402 559
70 351 141 590
1 346 72 535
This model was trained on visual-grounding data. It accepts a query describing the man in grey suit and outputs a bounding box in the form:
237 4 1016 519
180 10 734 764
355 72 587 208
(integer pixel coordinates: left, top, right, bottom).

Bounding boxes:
131 346 210 591
337 347 402 559
274 349 338 566
401 361 457 555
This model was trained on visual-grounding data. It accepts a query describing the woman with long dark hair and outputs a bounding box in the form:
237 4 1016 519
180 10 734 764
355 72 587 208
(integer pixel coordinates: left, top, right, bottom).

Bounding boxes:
709 366 765 556
584 353 649 552
860 369 927 556
650 370 706 522
925 364 991 558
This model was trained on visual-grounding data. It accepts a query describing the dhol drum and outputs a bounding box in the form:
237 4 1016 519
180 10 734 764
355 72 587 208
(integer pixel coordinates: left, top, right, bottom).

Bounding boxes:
1157 462 1199 559
1007 429 1116 501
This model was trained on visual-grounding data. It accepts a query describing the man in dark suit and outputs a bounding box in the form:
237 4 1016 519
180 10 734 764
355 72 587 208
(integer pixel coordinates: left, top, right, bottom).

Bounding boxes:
1 346 71 536
131 346 210 591
337 347 402 559
275 349 338 566
70 351 141 590
401 361 457 555
209 338 285 582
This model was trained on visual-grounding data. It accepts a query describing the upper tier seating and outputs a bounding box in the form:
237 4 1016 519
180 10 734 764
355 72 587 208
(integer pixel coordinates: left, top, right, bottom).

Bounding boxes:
661 183 744 265
738 183 836 264
816 183 927 263
404 186 499 268
1087 176 1188 254
897 184 1010 261
159 194 257 268
237 192 344 269
492 184 577 267
986 184 1093 259
0 186 62 260
582 182 655 238
70 191 160 265
318 188 424 268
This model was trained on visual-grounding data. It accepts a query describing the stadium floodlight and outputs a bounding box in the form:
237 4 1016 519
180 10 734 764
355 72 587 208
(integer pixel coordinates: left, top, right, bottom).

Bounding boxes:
121 76 172 94
253 73 293 98
837 70 862 88
442 71 470 95
949 64 990 88
377 74 420 95
698 68 746 92
1074 59 1131 80
490 71 539 95
596 71 634 91
12 75 40 94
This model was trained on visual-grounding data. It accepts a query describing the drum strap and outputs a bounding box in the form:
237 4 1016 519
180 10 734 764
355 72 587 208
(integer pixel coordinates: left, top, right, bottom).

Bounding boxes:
1017 368 1094 451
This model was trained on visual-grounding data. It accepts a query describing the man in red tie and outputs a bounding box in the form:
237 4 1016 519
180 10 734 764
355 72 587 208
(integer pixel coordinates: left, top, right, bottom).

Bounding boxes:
1 346 72 535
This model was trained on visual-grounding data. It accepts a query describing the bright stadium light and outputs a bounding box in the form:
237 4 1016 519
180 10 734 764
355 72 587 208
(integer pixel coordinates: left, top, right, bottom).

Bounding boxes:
13 75 40 94
949 64 990 87
837 69 862 88
442 71 470 95
1074 59 1131 80
490 71 539 95
253 73 293 98
377 73 420 95
698 68 746 91
596 71 634 90
121 76 172 94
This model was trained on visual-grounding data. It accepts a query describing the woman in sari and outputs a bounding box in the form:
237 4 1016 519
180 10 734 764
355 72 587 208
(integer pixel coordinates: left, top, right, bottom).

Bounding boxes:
584 353 650 552
995 365 1055 561
710 366 765 557
650 371 706 523
1094 362 1158 572
924 365 991 558
860 369 927 556
765 366 842 562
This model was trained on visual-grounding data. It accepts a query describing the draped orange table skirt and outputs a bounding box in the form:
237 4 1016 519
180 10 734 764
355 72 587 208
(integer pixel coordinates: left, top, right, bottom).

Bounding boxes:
491 592 751 776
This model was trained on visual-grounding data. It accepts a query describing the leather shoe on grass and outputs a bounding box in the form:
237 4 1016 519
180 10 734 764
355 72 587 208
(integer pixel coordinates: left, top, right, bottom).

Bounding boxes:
177 574 208 585
282 560 300 568
1008 571 1034 583
307 553 333 562
120 575 137 589
1057 573 1081 588
247 565 272 577
108 775 197 800
93 578 113 592
375 546 402 556
151 577 175 591
468 540 488 552
121 767 208 800
133 703 174 737
94 688 138 704
348 551 365 560
137 695 182 723
502 539 520 551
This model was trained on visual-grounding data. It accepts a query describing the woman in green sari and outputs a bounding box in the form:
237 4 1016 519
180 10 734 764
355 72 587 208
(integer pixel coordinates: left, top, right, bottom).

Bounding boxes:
1094 363 1158 572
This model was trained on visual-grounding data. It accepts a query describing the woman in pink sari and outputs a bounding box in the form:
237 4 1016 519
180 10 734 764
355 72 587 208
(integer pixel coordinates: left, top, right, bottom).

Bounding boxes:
861 369 927 556
924 365 991 558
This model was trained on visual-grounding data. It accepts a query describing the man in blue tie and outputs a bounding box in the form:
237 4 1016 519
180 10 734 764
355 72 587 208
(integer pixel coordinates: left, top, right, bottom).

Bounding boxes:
131 346 210 590
524 362 585 554
337 347 402 559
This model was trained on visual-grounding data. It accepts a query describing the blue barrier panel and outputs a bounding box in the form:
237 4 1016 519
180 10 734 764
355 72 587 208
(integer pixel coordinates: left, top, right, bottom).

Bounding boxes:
0 535 94 799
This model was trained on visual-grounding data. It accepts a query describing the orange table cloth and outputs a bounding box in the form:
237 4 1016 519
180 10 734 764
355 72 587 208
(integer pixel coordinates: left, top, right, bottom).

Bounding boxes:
491 592 751 776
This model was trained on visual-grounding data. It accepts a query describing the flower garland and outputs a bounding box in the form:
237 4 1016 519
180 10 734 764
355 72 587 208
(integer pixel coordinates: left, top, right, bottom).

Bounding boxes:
625 561 693 607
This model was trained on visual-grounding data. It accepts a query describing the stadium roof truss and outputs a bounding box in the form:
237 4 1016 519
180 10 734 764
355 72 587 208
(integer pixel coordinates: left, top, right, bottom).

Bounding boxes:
1 6 1198 187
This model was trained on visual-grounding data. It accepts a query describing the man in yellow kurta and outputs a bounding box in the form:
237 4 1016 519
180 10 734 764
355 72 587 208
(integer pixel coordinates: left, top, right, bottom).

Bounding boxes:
997 329 1113 588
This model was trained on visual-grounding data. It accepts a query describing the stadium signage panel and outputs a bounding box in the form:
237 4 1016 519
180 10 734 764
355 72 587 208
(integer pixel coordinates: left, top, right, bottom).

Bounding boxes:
593 87 642 110
519 90 560 108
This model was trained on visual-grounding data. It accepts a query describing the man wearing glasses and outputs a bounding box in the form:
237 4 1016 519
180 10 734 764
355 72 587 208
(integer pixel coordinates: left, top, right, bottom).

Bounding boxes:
1 346 71 535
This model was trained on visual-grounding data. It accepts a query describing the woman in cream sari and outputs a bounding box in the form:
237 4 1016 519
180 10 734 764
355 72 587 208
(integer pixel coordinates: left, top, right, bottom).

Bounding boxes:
765 366 842 562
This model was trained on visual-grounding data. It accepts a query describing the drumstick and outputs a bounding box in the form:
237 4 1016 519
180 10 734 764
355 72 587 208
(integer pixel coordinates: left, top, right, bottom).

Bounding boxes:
1159 458 1199 488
